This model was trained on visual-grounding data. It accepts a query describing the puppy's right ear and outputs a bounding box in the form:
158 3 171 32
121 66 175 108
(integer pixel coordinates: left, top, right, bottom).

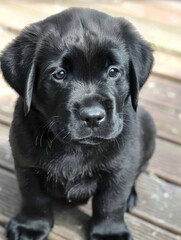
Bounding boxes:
0 25 40 115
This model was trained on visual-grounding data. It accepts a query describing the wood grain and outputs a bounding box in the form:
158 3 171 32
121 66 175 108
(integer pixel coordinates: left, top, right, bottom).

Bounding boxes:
0 226 7 240
148 139 181 186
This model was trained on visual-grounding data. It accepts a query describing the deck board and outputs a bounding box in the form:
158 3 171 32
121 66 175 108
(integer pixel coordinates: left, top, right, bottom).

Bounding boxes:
151 1 181 13
0 226 6 240
133 174 181 235
141 75 181 111
153 52 181 82
115 1 181 30
141 101 181 144
148 139 181 186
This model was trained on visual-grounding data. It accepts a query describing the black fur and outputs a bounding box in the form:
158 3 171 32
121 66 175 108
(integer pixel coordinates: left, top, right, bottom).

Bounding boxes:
1 8 156 240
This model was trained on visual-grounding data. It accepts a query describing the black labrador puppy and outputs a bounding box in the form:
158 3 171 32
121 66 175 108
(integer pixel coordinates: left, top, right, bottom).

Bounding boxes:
1 8 156 240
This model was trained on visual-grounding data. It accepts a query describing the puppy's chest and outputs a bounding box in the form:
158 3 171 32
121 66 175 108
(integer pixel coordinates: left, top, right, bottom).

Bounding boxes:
43 153 99 201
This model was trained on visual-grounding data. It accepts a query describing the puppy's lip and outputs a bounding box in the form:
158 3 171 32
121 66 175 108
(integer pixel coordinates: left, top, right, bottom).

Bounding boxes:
73 136 107 145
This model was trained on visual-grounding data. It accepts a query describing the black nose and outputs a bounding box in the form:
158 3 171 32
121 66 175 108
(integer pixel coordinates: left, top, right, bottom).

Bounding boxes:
80 106 106 127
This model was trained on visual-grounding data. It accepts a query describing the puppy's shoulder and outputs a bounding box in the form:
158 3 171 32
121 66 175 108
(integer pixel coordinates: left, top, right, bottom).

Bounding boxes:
137 106 156 138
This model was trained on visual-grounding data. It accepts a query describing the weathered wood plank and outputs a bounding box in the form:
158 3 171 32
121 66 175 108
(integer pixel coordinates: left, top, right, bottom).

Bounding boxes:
140 75 181 144
125 215 181 240
0 125 13 172
141 101 181 144
0 213 9 226
0 26 16 50
0 1 63 32
151 1 181 13
0 226 6 240
0 73 17 123
0 125 9 143
0 2 41 32
0 168 180 240
148 138 181 186
133 174 181 236
153 51 181 82
141 75 181 111
0 115 11 127
0 1 181 55
116 1 181 30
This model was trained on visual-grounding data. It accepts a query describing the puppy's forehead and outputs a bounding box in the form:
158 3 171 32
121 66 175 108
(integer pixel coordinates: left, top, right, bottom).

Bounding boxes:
46 8 120 37
40 8 126 59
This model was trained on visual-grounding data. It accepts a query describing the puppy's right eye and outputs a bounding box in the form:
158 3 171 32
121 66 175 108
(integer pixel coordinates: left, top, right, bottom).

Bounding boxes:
53 69 67 81
107 67 120 79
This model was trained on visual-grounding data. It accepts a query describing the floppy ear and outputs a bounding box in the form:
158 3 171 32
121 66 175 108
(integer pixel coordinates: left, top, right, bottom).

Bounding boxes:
121 20 154 111
129 39 153 111
0 25 40 115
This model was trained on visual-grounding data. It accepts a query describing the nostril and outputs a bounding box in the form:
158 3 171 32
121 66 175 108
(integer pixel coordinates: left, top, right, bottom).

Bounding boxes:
97 116 104 121
85 117 90 123
96 114 105 123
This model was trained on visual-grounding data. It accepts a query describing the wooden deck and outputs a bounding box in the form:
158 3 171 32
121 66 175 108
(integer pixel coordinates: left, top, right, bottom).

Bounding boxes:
0 1 181 239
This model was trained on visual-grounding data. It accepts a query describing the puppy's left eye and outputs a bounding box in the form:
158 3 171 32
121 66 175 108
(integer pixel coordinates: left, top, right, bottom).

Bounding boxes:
107 67 120 78
53 69 67 81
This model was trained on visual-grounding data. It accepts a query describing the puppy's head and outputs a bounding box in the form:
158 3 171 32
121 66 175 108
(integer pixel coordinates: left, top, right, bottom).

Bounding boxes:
1 8 153 145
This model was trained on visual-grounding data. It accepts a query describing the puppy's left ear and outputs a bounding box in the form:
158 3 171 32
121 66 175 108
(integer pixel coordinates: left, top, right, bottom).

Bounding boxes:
121 20 154 111
0 24 40 115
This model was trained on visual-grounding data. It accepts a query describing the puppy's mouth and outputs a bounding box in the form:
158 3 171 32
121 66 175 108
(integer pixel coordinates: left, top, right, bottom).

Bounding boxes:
73 136 108 145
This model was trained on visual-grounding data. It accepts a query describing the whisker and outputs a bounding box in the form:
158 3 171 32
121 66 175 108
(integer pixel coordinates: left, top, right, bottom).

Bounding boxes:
35 122 50 147
35 116 60 147
50 128 66 145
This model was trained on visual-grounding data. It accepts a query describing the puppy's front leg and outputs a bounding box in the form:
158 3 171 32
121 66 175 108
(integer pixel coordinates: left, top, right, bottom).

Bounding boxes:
7 167 53 240
89 171 134 240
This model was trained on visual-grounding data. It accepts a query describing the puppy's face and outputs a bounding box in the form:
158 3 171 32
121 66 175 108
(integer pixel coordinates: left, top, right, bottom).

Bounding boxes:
36 34 129 144
1 8 153 145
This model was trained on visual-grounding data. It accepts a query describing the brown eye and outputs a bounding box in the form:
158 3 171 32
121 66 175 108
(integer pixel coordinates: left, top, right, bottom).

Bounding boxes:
108 67 120 78
53 69 67 80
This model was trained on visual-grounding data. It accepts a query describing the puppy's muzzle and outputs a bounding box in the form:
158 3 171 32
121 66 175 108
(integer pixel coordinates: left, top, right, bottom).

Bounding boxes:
80 105 106 128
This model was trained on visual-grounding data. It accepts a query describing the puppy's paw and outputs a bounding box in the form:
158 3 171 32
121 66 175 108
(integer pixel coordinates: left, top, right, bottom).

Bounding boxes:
89 221 133 240
89 231 133 240
7 214 52 240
